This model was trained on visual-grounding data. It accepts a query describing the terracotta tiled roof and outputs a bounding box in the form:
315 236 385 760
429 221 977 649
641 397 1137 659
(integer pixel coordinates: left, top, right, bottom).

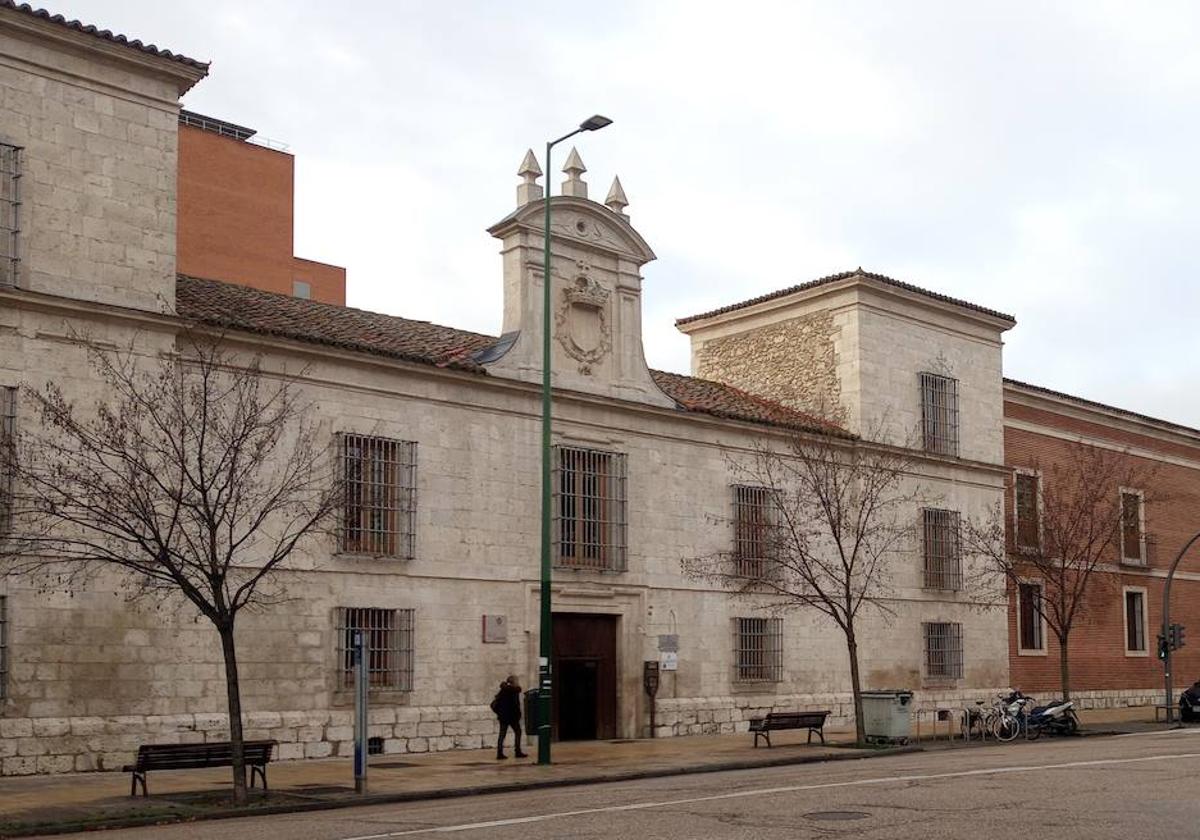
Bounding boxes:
649 370 849 436
176 275 848 437
676 269 1015 326
176 275 495 372
0 2 209 70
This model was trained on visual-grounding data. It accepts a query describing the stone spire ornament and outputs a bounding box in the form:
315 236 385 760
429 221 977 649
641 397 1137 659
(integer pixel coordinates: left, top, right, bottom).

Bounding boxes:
605 176 628 217
516 149 543 206
561 147 588 198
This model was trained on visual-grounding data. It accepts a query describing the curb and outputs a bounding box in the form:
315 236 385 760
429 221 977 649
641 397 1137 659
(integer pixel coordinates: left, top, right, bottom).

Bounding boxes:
0 744 924 838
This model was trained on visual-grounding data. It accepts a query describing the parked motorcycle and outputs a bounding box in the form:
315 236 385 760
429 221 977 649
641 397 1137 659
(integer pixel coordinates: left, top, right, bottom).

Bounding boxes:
1025 697 1080 739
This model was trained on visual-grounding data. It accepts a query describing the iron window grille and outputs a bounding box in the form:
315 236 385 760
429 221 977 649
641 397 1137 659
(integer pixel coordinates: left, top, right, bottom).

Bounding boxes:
0 387 14 535
0 143 19 287
1125 591 1146 652
553 445 627 572
1017 582 1044 651
922 508 962 590
733 617 783 683
1120 490 1145 564
0 595 7 702
732 485 779 581
923 621 963 680
919 372 959 456
338 434 417 559
1014 472 1041 551
335 607 414 691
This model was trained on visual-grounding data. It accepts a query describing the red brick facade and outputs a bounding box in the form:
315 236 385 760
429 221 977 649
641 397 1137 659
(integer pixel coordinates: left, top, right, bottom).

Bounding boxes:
1004 383 1200 701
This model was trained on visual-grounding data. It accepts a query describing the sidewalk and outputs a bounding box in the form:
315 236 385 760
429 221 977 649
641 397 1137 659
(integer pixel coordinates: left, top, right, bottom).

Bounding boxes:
0 706 1171 837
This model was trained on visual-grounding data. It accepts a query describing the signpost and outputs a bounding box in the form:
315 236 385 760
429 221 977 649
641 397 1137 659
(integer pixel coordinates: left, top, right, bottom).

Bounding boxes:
353 631 368 793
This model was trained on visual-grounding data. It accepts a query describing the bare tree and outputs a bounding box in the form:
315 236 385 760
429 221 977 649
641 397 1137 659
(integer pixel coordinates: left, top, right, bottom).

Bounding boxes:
684 430 926 744
0 331 339 803
963 441 1157 701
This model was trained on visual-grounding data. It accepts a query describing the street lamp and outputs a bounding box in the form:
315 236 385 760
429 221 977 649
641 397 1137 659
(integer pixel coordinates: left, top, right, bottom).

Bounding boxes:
1161 530 1200 725
538 114 612 766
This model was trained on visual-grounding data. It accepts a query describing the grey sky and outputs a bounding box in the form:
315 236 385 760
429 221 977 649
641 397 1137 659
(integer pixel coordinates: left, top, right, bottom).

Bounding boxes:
88 1 1200 426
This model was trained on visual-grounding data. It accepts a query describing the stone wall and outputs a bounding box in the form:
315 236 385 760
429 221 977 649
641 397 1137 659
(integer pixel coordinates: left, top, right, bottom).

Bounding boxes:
694 312 842 421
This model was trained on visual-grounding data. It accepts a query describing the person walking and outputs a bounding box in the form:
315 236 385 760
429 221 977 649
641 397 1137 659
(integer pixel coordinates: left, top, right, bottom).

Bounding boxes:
492 674 527 759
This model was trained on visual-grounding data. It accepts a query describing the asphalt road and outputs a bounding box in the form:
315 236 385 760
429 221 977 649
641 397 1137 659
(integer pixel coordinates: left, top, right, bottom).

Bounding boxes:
39 729 1200 840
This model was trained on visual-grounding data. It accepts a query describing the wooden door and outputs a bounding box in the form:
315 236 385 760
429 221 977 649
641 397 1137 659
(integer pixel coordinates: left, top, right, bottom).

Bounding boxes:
552 613 617 740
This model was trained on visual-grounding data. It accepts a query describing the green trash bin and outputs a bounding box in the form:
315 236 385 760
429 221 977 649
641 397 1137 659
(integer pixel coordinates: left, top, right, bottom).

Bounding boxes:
860 690 914 744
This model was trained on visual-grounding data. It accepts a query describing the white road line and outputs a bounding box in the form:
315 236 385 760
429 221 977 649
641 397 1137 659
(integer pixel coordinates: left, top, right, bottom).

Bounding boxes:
341 750 1200 840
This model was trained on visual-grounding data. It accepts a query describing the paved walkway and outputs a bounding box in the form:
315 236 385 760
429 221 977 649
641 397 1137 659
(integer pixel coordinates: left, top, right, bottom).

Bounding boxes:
0 706 1171 836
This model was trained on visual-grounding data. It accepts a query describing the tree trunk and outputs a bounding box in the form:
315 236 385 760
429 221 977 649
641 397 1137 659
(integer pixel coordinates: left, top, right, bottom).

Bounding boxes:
1058 632 1072 702
845 628 866 744
218 622 248 805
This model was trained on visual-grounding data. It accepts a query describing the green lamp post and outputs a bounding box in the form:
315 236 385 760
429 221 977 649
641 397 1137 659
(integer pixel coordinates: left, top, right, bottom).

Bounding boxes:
537 114 612 766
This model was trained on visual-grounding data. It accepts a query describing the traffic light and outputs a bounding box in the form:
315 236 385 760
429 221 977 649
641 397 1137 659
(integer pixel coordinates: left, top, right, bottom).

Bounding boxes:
1170 623 1187 651
1158 634 1169 661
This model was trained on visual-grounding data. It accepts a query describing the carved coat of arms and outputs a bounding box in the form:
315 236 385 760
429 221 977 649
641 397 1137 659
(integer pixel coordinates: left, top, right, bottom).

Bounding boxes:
555 264 612 374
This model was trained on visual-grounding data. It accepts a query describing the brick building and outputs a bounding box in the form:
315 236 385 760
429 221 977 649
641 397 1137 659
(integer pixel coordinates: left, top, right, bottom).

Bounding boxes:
176 110 346 305
1002 380 1200 708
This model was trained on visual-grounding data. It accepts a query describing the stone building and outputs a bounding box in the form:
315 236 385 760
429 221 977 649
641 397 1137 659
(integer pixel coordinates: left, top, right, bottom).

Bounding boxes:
0 4 1014 774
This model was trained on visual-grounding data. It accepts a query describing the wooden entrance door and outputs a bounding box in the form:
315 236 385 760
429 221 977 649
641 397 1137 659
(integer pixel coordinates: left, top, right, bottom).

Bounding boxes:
552 613 617 741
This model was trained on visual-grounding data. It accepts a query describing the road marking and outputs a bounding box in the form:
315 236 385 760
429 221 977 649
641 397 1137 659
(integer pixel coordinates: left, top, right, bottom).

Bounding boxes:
1114 727 1200 738
341 750 1200 839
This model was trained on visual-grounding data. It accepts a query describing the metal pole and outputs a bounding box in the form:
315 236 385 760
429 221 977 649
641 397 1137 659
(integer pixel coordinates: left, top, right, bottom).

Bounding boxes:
537 139 555 766
353 630 368 793
1163 531 1200 725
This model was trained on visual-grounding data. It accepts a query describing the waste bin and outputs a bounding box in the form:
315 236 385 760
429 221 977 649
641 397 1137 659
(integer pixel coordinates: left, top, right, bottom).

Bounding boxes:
523 689 539 744
860 690 914 744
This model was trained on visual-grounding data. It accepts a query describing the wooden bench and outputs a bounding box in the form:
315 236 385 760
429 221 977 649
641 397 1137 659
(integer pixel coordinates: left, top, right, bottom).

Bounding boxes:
748 710 831 747
123 740 277 796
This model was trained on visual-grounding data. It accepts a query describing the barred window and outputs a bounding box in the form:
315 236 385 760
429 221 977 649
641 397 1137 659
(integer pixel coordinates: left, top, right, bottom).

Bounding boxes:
922 508 962 590
1014 472 1040 551
0 143 20 287
733 485 777 580
1120 490 1145 564
733 617 783 683
335 607 414 691
923 621 963 680
919 372 959 456
1018 582 1044 652
0 595 7 702
339 434 416 559
0 386 14 534
554 446 627 572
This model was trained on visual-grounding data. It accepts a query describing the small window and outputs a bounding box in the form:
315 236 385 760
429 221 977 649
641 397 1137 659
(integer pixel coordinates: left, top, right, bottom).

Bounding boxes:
919 372 959 456
732 485 777 580
553 446 627 572
293 280 311 299
733 617 783 683
1124 589 1147 654
0 595 7 702
922 508 962 590
0 386 14 534
1014 472 1041 551
923 621 963 680
1017 582 1044 652
0 143 21 288
335 607 414 691
1120 490 1145 564
339 434 417 559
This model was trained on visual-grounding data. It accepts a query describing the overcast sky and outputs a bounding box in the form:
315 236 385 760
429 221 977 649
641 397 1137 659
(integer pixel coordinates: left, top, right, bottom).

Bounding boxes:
87 1 1200 426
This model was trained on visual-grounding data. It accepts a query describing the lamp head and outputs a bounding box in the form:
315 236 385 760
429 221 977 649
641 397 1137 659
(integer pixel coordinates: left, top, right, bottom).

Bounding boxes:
580 115 613 132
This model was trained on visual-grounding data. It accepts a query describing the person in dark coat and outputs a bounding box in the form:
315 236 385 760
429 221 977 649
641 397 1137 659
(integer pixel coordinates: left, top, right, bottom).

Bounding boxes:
493 674 527 759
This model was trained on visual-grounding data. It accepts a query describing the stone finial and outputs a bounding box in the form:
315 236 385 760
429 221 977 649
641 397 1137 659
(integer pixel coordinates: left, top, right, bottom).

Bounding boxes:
561 147 588 199
605 176 628 217
516 149 543 206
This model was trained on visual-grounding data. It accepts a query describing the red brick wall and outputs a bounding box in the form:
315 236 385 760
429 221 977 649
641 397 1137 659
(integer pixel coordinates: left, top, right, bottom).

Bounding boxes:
177 125 346 305
1005 395 1200 697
